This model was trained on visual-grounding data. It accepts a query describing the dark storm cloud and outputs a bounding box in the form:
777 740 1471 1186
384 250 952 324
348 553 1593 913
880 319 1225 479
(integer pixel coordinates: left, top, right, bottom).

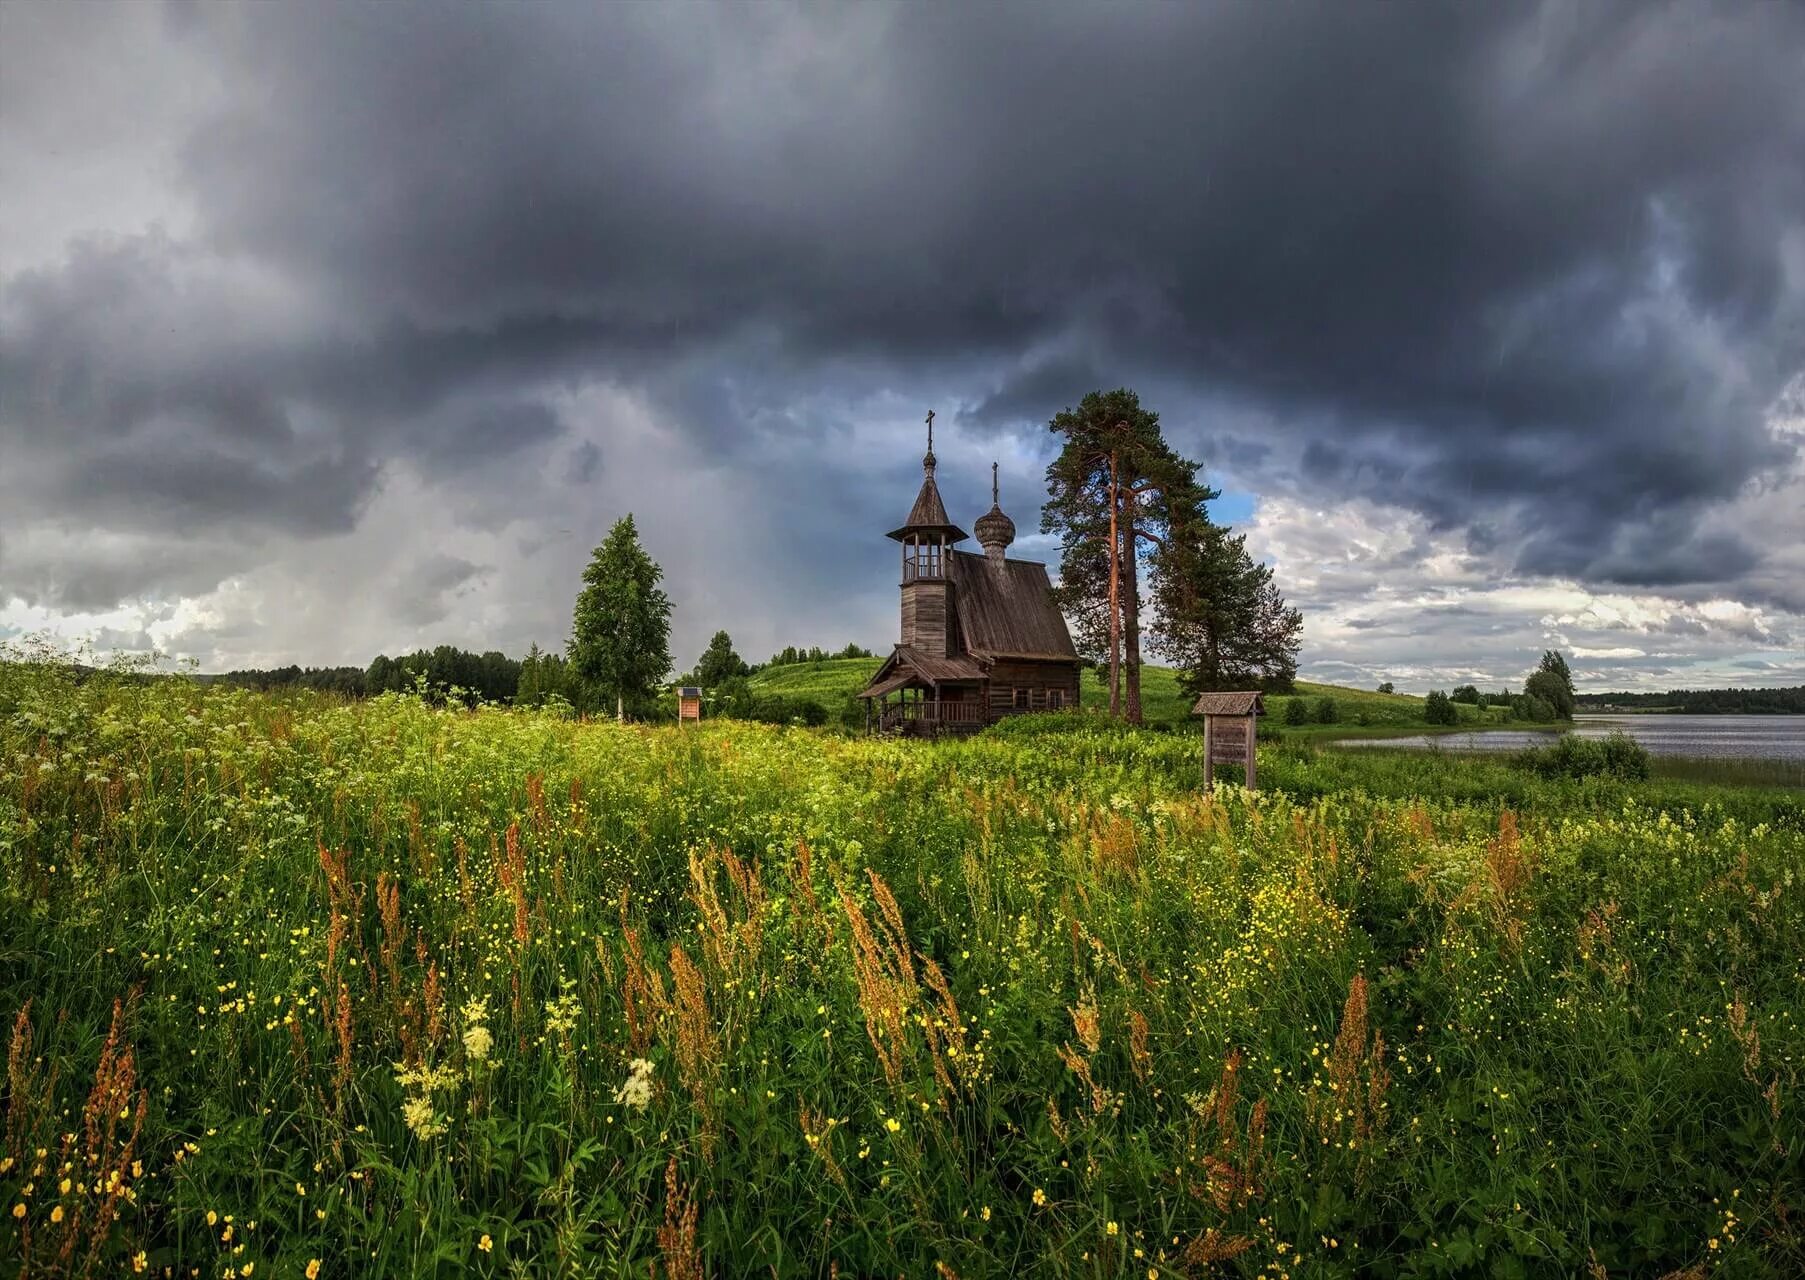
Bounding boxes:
2 0 1803 643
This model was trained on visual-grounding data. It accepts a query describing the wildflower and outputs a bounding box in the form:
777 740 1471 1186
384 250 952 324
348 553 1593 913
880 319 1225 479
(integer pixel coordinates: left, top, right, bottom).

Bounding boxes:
885 1117 902 1133
9 1204 22 1220
1106 1221 1119 1237
305 1263 322 1280
478 1234 493 1253
401 1097 446 1139
463 1024 494 1065
613 1058 655 1110
545 986 582 1037
50 1204 65 1224
1032 1188 1048 1207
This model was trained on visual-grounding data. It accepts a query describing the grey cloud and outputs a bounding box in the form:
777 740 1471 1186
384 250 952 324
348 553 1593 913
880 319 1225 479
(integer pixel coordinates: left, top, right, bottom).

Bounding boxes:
2 1 1803 675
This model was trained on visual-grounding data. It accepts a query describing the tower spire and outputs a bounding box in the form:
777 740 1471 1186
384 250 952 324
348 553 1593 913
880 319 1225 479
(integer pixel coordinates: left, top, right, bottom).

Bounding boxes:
924 409 936 471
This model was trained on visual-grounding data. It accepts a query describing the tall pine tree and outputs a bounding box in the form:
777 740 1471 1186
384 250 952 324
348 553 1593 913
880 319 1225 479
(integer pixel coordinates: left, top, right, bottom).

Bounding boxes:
1042 389 1209 724
568 515 673 722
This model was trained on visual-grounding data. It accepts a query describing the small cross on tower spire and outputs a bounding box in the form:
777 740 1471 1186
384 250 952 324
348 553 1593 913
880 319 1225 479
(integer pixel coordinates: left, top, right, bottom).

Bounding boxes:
991 460 999 506
923 409 937 472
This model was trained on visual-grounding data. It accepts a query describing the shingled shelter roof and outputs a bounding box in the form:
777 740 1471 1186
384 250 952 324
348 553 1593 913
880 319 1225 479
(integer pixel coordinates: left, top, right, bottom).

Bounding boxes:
946 550 1078 661
1191 691 1265 716
857 645 987 697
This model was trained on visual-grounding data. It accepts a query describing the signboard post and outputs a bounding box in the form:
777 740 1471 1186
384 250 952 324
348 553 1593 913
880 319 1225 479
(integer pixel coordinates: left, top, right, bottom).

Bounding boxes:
1193 691 1264 790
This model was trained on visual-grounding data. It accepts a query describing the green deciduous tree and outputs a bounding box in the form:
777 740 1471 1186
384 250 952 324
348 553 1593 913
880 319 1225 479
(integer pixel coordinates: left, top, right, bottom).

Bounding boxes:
568 514 673 722
1423 689 1458 725
1526 650 1576 720
694 631 750 686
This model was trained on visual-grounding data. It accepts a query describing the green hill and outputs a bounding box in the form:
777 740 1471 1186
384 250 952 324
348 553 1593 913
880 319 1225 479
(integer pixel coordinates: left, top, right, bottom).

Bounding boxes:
744 656 882 706
747 658 1504 732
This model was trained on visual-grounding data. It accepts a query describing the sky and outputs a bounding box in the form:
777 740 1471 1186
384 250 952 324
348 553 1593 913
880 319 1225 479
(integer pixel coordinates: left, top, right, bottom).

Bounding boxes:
2 2 1803 694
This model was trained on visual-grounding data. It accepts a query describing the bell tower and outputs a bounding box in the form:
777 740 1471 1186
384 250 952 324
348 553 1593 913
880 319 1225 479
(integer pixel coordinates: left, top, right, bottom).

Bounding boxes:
886 410 968 657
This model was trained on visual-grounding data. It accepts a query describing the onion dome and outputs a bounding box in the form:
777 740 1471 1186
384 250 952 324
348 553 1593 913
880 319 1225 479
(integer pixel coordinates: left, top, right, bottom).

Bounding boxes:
974 462 1015 563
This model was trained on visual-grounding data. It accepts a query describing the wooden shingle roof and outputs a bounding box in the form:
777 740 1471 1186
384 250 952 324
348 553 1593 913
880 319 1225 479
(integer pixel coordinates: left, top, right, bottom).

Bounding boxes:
1191 691 1265 716
886 470 969 542
946 551 1078 661
857 645 987 696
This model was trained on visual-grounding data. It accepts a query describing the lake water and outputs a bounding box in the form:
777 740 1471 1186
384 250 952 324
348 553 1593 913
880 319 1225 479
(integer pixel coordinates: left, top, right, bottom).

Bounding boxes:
1333 714 1805 761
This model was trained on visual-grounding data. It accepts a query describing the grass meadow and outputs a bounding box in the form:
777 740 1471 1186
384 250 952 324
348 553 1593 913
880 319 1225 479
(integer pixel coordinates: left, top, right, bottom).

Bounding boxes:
2 661 1801 1277
748 658 1506 734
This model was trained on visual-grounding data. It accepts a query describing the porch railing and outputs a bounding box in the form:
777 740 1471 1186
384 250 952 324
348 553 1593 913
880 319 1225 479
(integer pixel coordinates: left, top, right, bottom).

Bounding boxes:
877 700 986 733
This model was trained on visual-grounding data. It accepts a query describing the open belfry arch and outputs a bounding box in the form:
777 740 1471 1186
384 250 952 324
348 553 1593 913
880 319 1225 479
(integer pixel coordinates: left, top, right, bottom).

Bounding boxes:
860 412 1082 735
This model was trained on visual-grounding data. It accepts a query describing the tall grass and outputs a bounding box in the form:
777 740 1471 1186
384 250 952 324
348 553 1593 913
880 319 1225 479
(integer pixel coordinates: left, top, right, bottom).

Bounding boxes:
1 663 1801 1277
1651 754 1805 789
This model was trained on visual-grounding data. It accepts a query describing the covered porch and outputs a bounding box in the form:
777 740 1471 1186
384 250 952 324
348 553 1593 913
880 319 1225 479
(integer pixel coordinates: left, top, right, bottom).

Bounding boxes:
857 646 989 736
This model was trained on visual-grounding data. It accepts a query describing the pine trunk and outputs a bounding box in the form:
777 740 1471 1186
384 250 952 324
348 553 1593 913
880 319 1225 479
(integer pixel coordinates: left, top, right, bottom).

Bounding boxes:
1107 453 1121 718
616 693 624 724
1120 507 1142 725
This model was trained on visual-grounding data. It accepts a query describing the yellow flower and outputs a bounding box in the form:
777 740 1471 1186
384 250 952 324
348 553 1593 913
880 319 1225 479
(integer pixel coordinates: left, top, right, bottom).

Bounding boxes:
207 1210 218 1226
478 1234 494 1254
885 1117 901 1133
1106 1221 1119 1237
132 1252 148 1273
305 1263 322 1280
50 1205 65 1224
980 1205 991 1222
1032 1188 1048 1207
11 1204 25 1220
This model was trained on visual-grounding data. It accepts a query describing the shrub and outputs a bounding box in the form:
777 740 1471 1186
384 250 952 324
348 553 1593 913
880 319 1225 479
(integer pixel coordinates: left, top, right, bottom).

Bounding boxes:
1423 689 1458 724
1451 684 1480 704
1512 693 1557 723
746 695 828 726
984 710 1125 739
1314 696 1339 724
1514 730 1650 780
1283 697 1312 726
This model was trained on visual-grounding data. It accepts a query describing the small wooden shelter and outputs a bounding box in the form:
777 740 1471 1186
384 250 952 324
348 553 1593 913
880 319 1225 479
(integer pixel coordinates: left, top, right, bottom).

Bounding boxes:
1194 690 1264 789
677 686 703 724
859 415 1081 735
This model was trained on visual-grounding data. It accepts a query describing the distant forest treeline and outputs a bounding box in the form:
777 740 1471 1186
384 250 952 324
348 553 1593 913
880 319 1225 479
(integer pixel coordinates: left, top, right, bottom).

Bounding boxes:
208 640 877 708
1574 685 1805 714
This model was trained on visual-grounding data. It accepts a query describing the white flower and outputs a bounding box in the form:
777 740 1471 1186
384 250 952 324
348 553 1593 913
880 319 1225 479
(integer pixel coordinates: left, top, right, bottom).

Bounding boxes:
613 1058 655 1110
